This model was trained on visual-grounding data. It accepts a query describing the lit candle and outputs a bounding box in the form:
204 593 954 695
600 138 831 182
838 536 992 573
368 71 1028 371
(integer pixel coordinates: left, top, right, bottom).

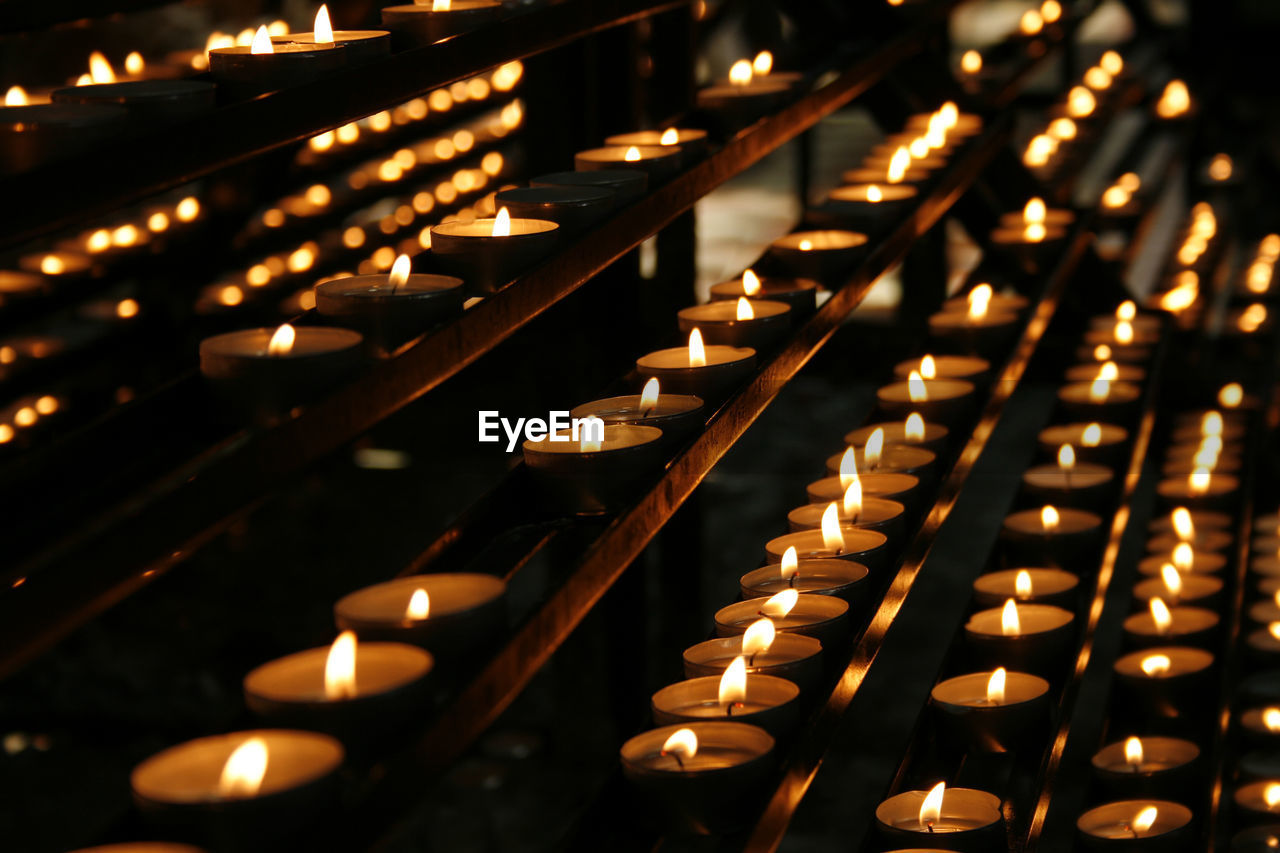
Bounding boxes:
1137 543 1226 577
604 127 709 164
1065 360 1147 383
314 254 464 350
683 622 824 693
1132 562 1223 609
1001 504 1105 571
942 282 1030 315
575 144 683 183
892 352 990 385
715 589 851 651
635 329 755 400
926 295 1021 358
522 423 664 515
845 412 950 455
1039 422 1128 466
964 599 1075 676
1112 647 1215 724
333 573 506 659
381 0 504 48
270 6 390 63
823 430 936 483
650 657 802 736
1234 780 1280 823
989 197 1069 274
1057 378 1143 423
973 567 1079 609
570 377 704 448
1149 506 1232 538
1155 79 1192 120
1021 443 1115 509
787 485 906 543
1122 597 1219 649
767 230 869 280
806 462 921 516
740 547 871 602
1155 467 1240 512
930 668 1051 753
429 206 560 294
825 182 919 232
873 782 1003 845
1240 706 1280 748
842 145 932 186
708 268 820 315
876 371 975 426
495 184 616 235
765 502 892 572
208 25 345 100
1090 736 1201 801
676 297 792 349
696 54 795 123
1076 801 1193 849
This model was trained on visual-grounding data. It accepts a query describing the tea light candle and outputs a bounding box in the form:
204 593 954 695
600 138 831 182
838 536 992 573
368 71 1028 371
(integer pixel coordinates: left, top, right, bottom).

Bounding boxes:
825 183 919 232
243 632 433 742
1057 379 1142 423
1150 507 1232 537
199 324 364 421
1240 706 1280 747
523 424 664 515
973 568 1079 609
570 378 704 448
208 27 345 100
0 269 48 305
677 297 791 349
50 80 216 122
381 0 504 48
651 663 801 736
941 283 1029 314
931 668 1050 753
708 269 819 315
620 722 775 835
333 573 506 658
874 783 1003 848
824 438 936 483
1170 411 1245 443
683 627 824 692
0 103 126 174
604 128 709 163
532 169 648 205
927 303 1021 358
716 590 851 651
1090 302 1162 336
430 207 559 294
1122 599 1219 649
1076 800 1193 849
495 185 615 236
1001 505 1104 571
1039 422 1128 466
1133 565 1222 609
877 372 975 427
1113 647 1215 723
964 600 1075 676
740 550 870 601
788 489 906 542
845 414 950 455
1235 781 1280 824
575 144 682 183
807 470 920 514
635 329 755 401
989 198 1068 271
1021 444 1115 509
1155 469 1239 511
905 105 982 137
314 255 464 350
767 230 868 280
1245 623 1280 664
271 8 390 64
696 61 791 121
131 730 344 838
1233 826 1280 852
766 509 892 573
1091 737 1201 801
843 163 932 186
1065 361 1147 383
893 353 990 384
1137 544 1226 576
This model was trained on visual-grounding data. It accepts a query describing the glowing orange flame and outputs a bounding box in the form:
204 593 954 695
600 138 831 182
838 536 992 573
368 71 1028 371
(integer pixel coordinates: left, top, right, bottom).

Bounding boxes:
688 328 706 368
660 128 679 146
324 631 358 700
866 184 883 203
821 503 845 553
218 737 269 798
492 206 511 237
780 546 799 581
1001 599 1021 636
1141 654 1171 677
314 5 334 42
1133 806 1158 835
729 60 753 86
250 25 274 55
1097 362 1119 381
1100 50 1123 76
743 617 776 657
1042 505 1060 531
1219 383 1243 408
640 377 660 413
1020 9 1044 34
843 479 863 519
839 447 860 490
1150 598 1173 635
1188 467 1211 496
987 667 1006 705
624 146 642 163
752 51 773 76
961 50 982 74
1267 785 1280 809
389 254 412 289
406 588 429 620
661 728 697 762
919 782 946 829
1082 423 1103 447
908 371 927 403
1016 569 1033 599
905 412 925 443
920 354 937 380
761 588 799 618
887 147 910 184
1088 378 1111 403
4 86 28 106
1125 736 1143 768
1264 708 1280 732
1058 444 1076 470
89 51 116 84
719 656 747 710
968 284 991 321
1161 563 1182 599
736 297 754 321
865 428 885 469
1156 80 1191 119
267 324 295 357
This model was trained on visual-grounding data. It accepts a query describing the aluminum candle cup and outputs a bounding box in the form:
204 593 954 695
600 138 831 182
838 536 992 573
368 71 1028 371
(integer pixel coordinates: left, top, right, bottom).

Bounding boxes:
0 103 126 174
696 79 791 123
380 1 503 48
807 472 921 515
1074 341 1151 364
1245 626 1280 667
495 186 615 236
1065 362 1147 382
1133 574 1222 610
824 445 936 483
208 42 345 101
739 558 870 602
1233 826 1280 852
1149 509 1232 537
843 165 932 186
964 603 1075 676
199 326 363 422
787 497 906 544
1076 800 1193 850
243 640 433 744
651 674 801 737
676 299 791 349
532 169 648 205
1021 462 1115 509
1155 472 1240 512
972 568 1079 609
1001 506 1105 572
876 378 975 427
1122 606 1219 650
570 392 704 449
683 634 823 693
708 273 819 316
635 343 755 401
1113 646 1215 725
1235 782 1280 824
715 594 851 651
522 424 664 515
824 184 918 232
845 418 950 455
575 144 683 183
429 215 559 294
1038 422 1128 467
1091 737 1201 801
988 225 1068 275
893 354 991 385
1137 550 1226 576
766 526 892 574
604 128 709 163
619 722 775 835
874 786 1003 850
131 730 344 842
314 273 464 350
942 289 1030 315
1161 452 1242 478
1240 707 1280 748
50 81 215 122
1057 381 1143 424
333 573 506 659
1248 601 1280 625
927 309 1021 358
270 31 390 64
767 230 868 280
930 670 1051 753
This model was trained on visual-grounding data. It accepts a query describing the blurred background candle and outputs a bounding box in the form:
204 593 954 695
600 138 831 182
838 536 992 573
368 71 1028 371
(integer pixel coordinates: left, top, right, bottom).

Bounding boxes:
1091 736 1200 800
575 144 682 182
876 371 974 426
767 230 868 279
604 127 708 163
893 352 990 384
635 329 754 400
708 268 818 315
381 0 504 49
208 26 345 100
333 573 507 659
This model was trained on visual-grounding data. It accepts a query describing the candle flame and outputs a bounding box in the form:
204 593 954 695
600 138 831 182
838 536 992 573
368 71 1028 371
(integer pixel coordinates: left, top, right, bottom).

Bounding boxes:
1088 378 1111 403
1067 86 1096 118
1149 597 1173 635
799 239 813 251
887 147 910 184
839 447 860 490
1016 570 1033 599
1042 504 1060 531
1188 467 1211 496
1201 411 1223 437
905 413 925 443
1124 736 1143 767
324 630 358 700
1101 50 1124 76
4 86 28 106
688 328 706 368
1020 9 1044 34
660 127 679 146
865 428 885 469
389 254 412 289
843 479 863 519
1141 653 1171 677
961 50 982 74
1094 344 1112 362
716 656 749 712
729 59 754 86
866 184 883 203
821 503 845 553
433 0 452 9
919 354 937 380
1058 444 1076 470
640 377 660 412
908 371 927 403
1084 66 1112 90
1114 321 1134 345
89 51 116 84
741 269 762 296
1161 563 1182 598
1048 117 1077 140
1041 0 1062 22
939 102 958 129
752 51 773 76
580 431 602 452
1172 542 1193 572
250 25 274 55
1264 708 1280 732
1271 622 1280 642
1001 599 1021 636
780 546 799 581
1157 79 1190 118
761 588 799 618
1082 423 1103 447
624 146 642 162
987 667 1006 705
314 5 334 42
743 617 776 657
661 728 697 761
1024 198 1046 226
1267 784 1280 809
492 206 511 237
406 588 429 620
736 297 754 321
1132 806 1158 835
919 782 945 828
968 284 991 321
909 136 930 159
267 324 296 356
1219 383 1243 408
1097 362 1119 381
218 737 269 798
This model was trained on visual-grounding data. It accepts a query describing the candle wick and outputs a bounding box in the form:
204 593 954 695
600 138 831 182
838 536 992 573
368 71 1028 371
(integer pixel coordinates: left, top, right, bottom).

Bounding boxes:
672 753 685 771
926 821 934 834
725 703 733 717
788 575 795 589
1126 823 1137 839
747 652 756 666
